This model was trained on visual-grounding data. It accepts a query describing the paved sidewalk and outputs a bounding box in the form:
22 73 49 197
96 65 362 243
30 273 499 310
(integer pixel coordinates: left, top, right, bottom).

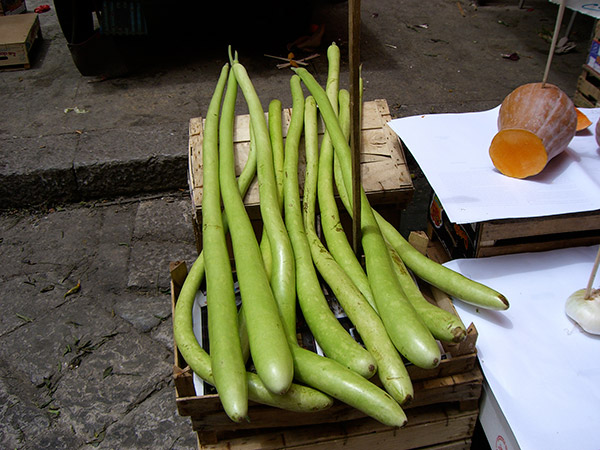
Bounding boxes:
0 193 198 448
0 0 595 448
1 0 593 212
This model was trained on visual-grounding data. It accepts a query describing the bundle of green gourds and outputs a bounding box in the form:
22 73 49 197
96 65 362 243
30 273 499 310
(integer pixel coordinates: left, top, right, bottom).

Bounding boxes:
173 43 509 427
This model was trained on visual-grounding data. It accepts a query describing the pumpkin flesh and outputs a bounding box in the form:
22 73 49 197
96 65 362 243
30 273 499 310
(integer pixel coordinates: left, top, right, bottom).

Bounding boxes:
489 128 547 179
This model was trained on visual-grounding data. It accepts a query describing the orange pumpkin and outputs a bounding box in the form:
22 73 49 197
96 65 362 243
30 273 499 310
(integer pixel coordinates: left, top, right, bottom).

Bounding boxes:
489 83 577 179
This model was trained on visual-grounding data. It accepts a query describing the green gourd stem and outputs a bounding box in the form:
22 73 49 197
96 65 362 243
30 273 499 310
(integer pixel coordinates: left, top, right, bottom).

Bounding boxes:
269 98 285 208
259 99 285 279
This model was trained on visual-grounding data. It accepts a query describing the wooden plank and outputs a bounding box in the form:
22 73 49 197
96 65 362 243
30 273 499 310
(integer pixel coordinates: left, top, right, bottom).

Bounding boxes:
428 189 600 259
573 90 597 108
169 261 199 400
476 234 600 258
179 367 481 431
575 65 600 106
188 100 414 215
188 99 414 254
405 350 477 382
424 440 472 450
189 401 367 432
197 405 478 450
349 0 362 254
410 370 483 408
187 116 203 217
478 210 600 242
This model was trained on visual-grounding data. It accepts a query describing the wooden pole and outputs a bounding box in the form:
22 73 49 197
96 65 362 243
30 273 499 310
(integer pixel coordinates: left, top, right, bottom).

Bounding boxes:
542 0 567 86
349 0 362 255
584 246 600 299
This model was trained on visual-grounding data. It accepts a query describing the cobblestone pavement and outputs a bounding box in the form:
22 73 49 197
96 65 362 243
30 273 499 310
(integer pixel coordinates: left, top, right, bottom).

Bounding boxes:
0 0 594 448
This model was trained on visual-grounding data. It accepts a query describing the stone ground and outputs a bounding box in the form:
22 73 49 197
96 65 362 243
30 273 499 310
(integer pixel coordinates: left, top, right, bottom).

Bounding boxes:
0 0 595 448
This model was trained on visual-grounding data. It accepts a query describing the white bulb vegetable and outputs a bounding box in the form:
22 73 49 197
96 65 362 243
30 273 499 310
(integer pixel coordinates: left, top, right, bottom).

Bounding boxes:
565 288 600 335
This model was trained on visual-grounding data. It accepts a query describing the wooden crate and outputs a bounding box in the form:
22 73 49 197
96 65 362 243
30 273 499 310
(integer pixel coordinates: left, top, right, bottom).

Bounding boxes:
169 233 483 449
195 405 477 450
428 193 600 259
0 13 40 70
187 99 415 254
574 65 600 108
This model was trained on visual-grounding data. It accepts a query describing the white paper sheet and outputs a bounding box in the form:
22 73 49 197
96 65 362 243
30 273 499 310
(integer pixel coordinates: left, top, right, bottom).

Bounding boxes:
387 107 600 224
444 245 600 450
549 0 600 19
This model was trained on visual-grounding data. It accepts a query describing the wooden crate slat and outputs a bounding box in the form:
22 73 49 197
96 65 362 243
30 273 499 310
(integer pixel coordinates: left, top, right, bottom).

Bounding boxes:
428 192 600 259
197 405 478 450
177 366 482 431
188 99 414 220
189 402 367 432
479 210 600 242
575 65 600 107
475 234 600 257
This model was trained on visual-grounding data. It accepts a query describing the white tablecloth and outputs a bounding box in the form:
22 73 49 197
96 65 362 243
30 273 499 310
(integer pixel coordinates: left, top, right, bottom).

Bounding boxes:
445 245 600 450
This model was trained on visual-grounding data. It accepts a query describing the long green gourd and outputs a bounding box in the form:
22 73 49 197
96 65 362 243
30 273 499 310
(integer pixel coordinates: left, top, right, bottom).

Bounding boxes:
231 56 297 341
288 96 407 427
317 43 377 312
203 64 248 422
294 66 441 370
334 87 469 343
283 75 377 379
225 57 295 395
230 56 407 426
303 93 414 406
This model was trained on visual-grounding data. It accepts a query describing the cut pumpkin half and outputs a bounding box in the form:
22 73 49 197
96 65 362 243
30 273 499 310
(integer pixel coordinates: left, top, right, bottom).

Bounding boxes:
489 128 547 179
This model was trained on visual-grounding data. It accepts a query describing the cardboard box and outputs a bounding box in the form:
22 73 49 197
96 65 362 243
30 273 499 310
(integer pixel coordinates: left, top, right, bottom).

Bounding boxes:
0 0 26 15
575 21 600 107
586 39 600 76
584 20 600 76
428 192 600 259
478 378 521 450
187 99 415 254
0 12 40 69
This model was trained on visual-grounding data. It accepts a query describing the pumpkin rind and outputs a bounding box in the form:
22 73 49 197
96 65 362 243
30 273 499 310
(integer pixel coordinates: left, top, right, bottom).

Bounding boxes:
575 108 592 131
